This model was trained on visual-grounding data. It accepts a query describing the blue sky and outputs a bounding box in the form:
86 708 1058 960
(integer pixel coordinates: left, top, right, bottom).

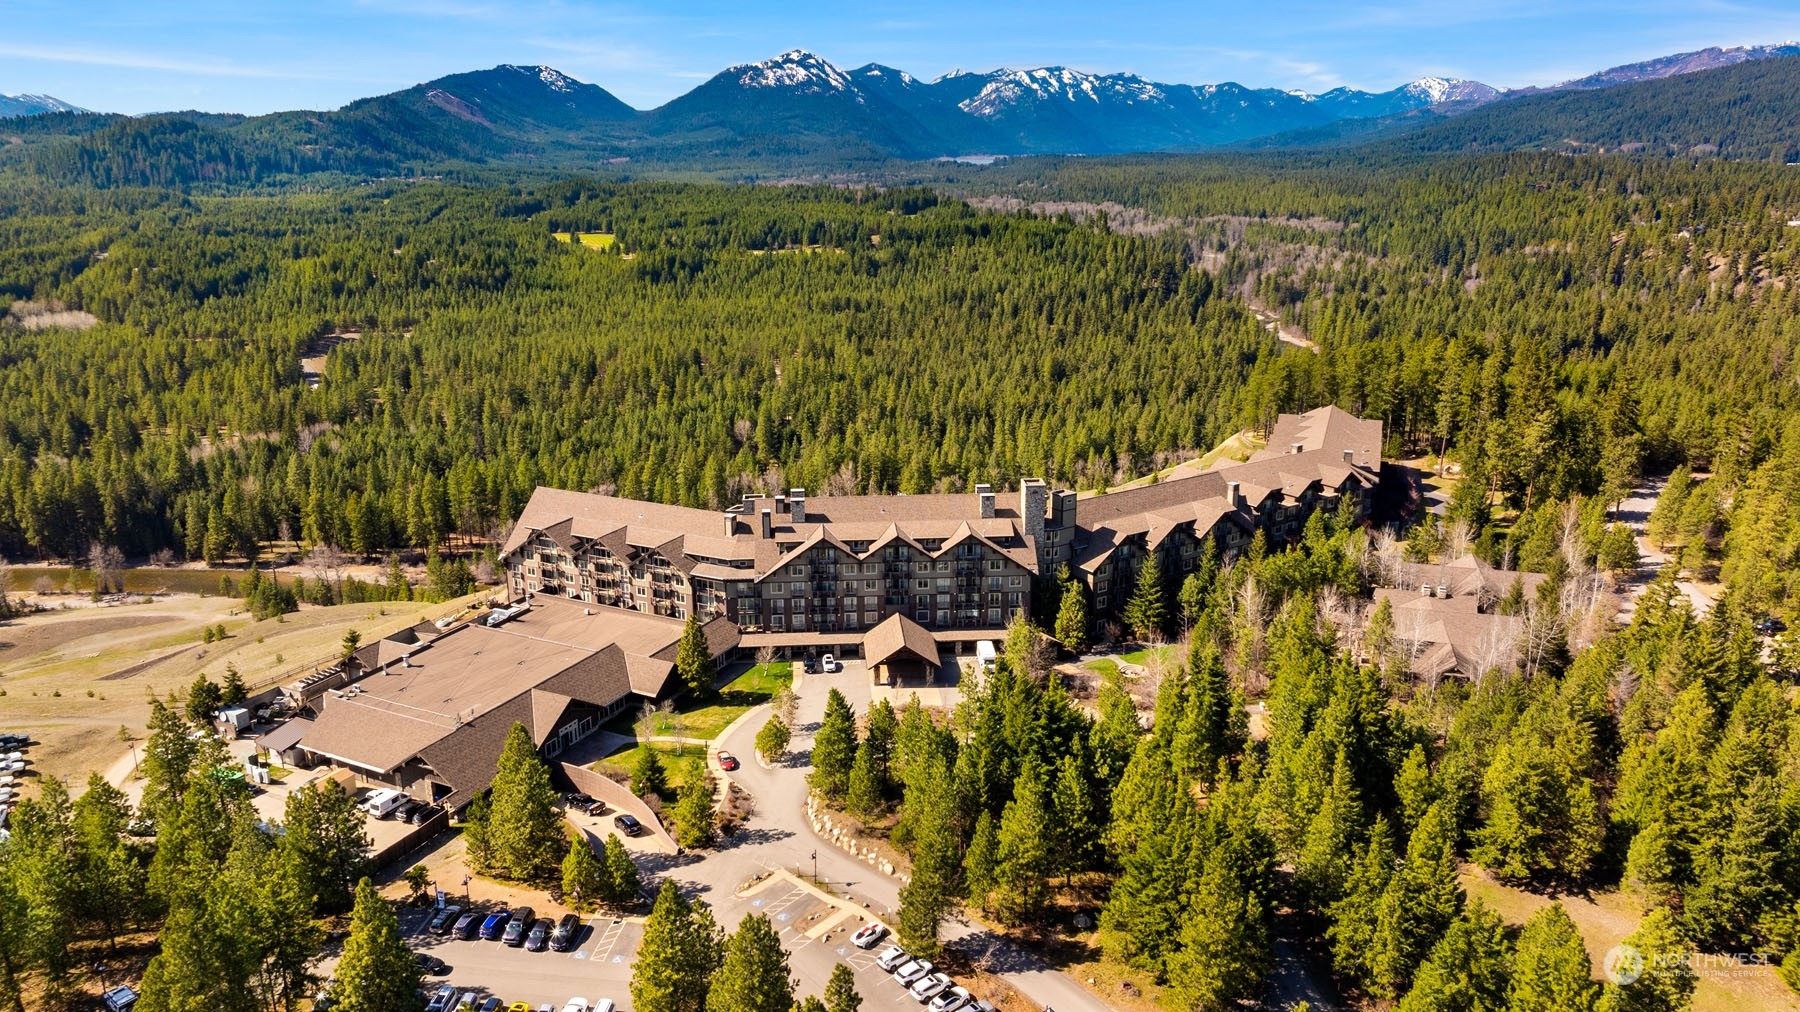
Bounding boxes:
6 0 1800 115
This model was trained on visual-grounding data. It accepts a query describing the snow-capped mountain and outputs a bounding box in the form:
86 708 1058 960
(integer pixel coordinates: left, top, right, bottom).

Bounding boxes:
0 93 85 118
732 49 856 95
1549 43 1800 91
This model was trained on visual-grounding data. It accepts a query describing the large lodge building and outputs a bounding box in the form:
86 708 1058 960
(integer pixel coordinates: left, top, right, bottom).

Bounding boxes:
501 406 1385 653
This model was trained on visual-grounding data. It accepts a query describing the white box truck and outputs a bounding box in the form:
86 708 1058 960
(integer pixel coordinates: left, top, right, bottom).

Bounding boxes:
361 788 404 818
974 640 997 673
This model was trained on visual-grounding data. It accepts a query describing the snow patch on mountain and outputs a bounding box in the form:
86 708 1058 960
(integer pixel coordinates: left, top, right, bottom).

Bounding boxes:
959 67 1165 116
734 50 854 95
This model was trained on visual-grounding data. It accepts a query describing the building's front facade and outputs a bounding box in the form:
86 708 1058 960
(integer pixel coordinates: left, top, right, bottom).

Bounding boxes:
501 406 1387 641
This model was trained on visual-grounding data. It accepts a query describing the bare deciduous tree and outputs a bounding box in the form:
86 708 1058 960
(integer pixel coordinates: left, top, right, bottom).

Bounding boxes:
305 543 348 595
89 542 126 595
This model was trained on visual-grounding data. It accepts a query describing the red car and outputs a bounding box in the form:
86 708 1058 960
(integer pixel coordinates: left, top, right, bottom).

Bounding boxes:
716 751 740 771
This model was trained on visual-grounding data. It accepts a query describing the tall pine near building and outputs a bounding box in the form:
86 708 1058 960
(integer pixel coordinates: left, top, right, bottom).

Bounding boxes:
993 757 1053 926
332 878 422 1012
1123 555 1168 642
1394 901 1511 1012
810 689 858 803
706 913 796 1012
487 722 564 882
676 616 717 699
633 880 724 1012
1054 572 1090 654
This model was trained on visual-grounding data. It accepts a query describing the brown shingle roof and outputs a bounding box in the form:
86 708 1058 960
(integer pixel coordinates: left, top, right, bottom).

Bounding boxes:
863 614 940 668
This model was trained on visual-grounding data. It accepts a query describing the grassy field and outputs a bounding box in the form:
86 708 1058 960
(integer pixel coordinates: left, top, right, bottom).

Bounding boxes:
0 590 487 788
592 741 710 790
619 662 792 742
1083 429 1266 498
1118 645 1177 667
552 231 616 249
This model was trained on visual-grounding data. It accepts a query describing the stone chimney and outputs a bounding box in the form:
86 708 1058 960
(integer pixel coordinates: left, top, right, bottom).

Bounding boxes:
789 489 806 523
760 508 774 539
1019 479 1048 548
1226 481 1243 508
975 483 995 519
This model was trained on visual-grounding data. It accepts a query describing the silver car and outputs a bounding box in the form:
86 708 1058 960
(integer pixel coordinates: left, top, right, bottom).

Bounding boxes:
894 959 935 987
909 973 952 1002
875 945 911 972
930 986 973 1012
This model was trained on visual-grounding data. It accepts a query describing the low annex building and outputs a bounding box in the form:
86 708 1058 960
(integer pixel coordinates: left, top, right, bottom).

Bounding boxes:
260 596 737 807
501 405 1385 646
1375 555 1549 681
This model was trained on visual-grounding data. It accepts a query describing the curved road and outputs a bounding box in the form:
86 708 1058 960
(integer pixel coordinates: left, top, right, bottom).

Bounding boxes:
688 667 1113 1012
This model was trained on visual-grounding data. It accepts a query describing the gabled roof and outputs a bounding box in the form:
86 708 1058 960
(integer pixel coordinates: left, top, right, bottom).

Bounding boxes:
864 614 940 668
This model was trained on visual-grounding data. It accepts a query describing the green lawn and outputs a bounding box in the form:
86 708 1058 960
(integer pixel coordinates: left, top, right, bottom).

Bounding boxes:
593 741 709 790
612 662 792 742
1118 645 1176 667
1083 658 1122 680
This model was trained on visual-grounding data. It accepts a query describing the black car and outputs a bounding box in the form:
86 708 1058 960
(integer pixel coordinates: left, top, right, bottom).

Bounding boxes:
392 798 425 823
429 904 463 934
407 803 443 825
413 952 448 975
550 912 583 952
452 909 482 940
802 657 820 674
1755 616 1788 636
614 813 643 836
502 906 535 946
565 792 596 810
524 917 555 952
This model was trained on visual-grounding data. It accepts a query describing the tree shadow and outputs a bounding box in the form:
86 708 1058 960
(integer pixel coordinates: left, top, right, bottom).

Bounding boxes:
718 825 795 849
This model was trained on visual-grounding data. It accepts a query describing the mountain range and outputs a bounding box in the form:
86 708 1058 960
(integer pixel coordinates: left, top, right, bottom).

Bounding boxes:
0 93 83 117
4 42 1798 185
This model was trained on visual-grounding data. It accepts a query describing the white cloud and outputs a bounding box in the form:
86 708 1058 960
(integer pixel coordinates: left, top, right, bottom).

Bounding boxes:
0 41 327 79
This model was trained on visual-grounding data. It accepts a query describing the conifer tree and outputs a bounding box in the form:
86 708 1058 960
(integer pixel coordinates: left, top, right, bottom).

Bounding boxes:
562 833 605 913
1598 908 1695 1012
1395 744 1436 833
962 810 999 914
846 741 883 818
634 747 669 798
1048 749 1098 881
823 964 862 1012
673 762 717 849
1055 575 1090 654
1166 774 1275 1010
278 780 371 916
1297 752 1364 910
601 833 642 908
755 715 791 763
809 688 858 802
1329 815 1396 987
1509 904 1599 1012
1395 901 1510 1012
487 721 563 881
1123 555 1168 642
1100 744 1197 974
632 880 724 1012
993 757 1053 926
706 913 795 1012
676 615 717 699
896 759 960 957
332 878 422 1012
863 699 898 792
460 791 494 873
1369 804 1465 998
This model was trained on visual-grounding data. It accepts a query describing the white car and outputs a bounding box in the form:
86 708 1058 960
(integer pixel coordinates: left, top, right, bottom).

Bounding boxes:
821 653 840 673
930 986 973 1012
909 973 952 1002
894 959 935 987
875 945 911 972
559 1000 589 1012
851 923 887 949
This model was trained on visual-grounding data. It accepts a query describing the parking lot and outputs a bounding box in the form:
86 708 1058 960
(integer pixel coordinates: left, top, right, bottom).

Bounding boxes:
396 903 645 1009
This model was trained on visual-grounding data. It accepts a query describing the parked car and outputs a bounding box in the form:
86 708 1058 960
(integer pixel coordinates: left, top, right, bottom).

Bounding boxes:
909 973 952 1002
475 999 503 1012
802 657 820 674
560 1000 590 1012
392 798 426 823
851 923 887 949
894 959 934 987
507 1003 532 1012
525 917 555 952
453 910 482 940
455 992 480 1012
821 653 840 673
591 1001 615 1012
875 945 911 972
426 984 458 1012
716 751 740 772
502 907 535 946
930 986 973 1012
414 952 448 975
102 985 139 1012
551 912 583 951
430 904 463 934
565 792 596 811
614 814 643 836
409 803 444 825
478 909 512 940
1756 616 1788 636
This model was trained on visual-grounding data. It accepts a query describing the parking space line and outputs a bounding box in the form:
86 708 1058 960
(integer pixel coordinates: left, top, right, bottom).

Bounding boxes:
806 908 858 940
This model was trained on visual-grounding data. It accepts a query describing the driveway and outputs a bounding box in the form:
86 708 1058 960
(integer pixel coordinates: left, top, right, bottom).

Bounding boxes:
1613 477 1715 620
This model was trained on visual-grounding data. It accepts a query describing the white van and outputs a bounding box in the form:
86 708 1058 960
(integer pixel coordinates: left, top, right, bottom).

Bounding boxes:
361 788 404 818
974 640 997 673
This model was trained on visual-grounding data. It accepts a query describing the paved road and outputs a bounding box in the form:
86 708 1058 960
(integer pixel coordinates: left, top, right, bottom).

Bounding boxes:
1613 477 1714 621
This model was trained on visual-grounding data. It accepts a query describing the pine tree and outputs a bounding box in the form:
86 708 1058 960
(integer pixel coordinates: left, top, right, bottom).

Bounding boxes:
1166 777 1275 1011
601 833 642 908
1395 901 1511 1012
755 715 791 763
332 878 422 1012
961 810 999 914
461 791 494 873
705 913 795 1012
896 761 960 958
1100 744 1197 975
993 758 1053 926
809 688 858 803
673 762 717 849
1329 816 1397 987
676 615 717 699
1123 555 1168 642
1395 744 1436 833
562 833 605 913
634 748 669 798
486 722 564 881
863 699 898 795
1296 752 1364 910
1369 805 1465 998
823 964 861 1012
846 741 883 818
1054 576 1090 655
1598 908 1695 1012
1509 904 1599 1012
1048 749 1098 881
278 780 371 916
633 880 724 1012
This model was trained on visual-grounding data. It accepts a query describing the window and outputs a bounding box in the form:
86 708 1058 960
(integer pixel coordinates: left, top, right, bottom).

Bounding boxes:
988 559 1002 571
864 579 877 591
865 611 879 626
1008 576 1021 587
916 562 930 574
988 608 1002 624
788 564 805 576
769 615 785 630
936 560 950 573
793 614 805 630
917 610 931 623
916 579 930 590
844 613 859 630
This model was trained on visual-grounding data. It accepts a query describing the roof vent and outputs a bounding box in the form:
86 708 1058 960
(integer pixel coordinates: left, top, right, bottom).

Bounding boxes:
1293 442 1305 454
1343 448 1354 463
